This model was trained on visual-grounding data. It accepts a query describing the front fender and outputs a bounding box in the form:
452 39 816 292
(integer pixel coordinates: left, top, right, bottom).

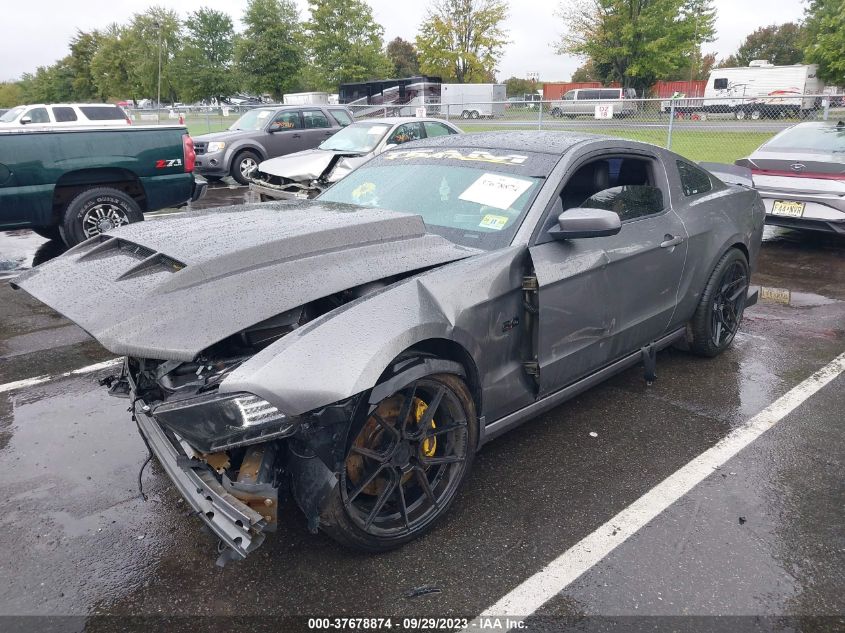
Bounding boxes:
221 246 526 416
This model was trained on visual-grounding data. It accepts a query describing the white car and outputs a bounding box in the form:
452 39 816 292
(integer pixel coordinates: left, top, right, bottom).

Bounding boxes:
0 103 131 128
249 116 461 200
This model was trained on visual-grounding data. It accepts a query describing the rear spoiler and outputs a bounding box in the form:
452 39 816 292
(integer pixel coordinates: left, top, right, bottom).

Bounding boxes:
699 162 753 188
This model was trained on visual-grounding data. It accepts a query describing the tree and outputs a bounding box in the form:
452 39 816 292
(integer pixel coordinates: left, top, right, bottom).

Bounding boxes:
504 76 534 97
571 60 598 82
126 7 183 103
803 0 845 86
386 37 419 77
68 30 105 101
18 58 75 103
720 23 805 68
0 82 22 108
416 0 508 83
306 0 392 89
173 8 237 103
556 0 717 95
236 0 303 99
90 25 136 100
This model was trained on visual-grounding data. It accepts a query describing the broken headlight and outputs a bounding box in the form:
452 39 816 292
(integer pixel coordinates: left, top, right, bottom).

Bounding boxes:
152 391 297 453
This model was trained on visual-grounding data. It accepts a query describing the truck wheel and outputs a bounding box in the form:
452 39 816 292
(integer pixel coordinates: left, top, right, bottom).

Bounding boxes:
230 150 260 185
319 371 477 552
460 110 470 119
31 226 62 241
550 108 562 118
60 187 143 247
687 249 750 357
470 110 480 119
750 108 762 120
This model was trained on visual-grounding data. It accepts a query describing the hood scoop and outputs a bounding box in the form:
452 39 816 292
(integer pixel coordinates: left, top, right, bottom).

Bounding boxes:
13 202 477 361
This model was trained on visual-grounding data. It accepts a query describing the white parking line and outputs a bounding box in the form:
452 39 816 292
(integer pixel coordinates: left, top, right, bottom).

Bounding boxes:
0 358 121 394
465 351 845 630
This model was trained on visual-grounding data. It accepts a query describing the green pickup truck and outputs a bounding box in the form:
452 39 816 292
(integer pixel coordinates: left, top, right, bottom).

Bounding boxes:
0 125 205 246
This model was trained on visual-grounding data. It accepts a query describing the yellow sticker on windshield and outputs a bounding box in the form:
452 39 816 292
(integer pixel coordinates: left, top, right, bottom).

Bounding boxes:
352 182 376 201
479 214 509 230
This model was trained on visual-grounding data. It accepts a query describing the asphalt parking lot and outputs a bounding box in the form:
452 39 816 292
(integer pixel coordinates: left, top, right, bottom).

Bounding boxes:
0 183 843 632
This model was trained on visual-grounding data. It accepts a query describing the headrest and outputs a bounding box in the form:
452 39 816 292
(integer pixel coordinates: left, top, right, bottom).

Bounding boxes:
569 162 610 193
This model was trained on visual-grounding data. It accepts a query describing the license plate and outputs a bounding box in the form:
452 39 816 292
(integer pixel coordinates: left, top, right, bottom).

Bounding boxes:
771 200 805 217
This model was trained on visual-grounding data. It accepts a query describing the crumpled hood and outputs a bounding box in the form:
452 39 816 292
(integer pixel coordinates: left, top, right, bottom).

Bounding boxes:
13 201 478 361
258 148 368 182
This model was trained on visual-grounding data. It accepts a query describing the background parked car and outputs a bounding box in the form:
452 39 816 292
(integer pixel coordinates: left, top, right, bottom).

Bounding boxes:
250 117 460 200
550 88 638 118
0 103 132 128
192 105 354 185
736 121 845 235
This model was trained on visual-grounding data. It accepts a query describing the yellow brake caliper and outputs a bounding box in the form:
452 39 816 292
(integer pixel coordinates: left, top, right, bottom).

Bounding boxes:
414 398 437 457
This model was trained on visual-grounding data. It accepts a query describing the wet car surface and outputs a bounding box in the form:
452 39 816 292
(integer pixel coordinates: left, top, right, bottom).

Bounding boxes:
0 182 843 629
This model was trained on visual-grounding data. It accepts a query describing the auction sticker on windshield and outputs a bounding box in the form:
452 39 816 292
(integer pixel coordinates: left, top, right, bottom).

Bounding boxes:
459 172 533 209
479 214 510 230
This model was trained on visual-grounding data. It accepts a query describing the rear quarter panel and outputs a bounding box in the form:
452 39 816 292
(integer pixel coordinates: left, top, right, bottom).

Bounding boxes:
670 173 764 325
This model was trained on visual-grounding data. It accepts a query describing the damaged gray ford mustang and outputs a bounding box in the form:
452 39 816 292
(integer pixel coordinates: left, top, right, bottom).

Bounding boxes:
13 132 764 563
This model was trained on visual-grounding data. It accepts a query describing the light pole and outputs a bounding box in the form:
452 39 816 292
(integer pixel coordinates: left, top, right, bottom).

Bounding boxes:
154 20 162 123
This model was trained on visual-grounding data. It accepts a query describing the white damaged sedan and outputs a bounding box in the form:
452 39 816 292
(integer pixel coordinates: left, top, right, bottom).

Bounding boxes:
249 117 461 201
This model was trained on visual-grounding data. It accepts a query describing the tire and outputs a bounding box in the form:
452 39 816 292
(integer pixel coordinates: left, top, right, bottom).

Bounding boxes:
31 225 62 241
687 249 750 357
734 109 746 120
461 110 470 119
750 109 762 120
551 108 562 118
230 150 261 185
319 371 477 552
470 110 480 119
60 187 143 247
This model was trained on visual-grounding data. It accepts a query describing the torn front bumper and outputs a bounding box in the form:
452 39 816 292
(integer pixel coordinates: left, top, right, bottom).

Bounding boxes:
132 404 268 561
249 179 313 201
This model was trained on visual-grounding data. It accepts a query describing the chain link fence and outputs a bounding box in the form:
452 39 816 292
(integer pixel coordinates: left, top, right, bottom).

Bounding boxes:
128 94 844 165
351 94 843 164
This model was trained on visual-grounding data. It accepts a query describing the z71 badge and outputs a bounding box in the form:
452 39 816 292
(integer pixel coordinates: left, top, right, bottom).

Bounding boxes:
155 159 183 169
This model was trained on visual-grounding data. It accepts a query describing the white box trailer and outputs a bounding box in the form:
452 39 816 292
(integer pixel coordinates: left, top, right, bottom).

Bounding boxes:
662 62 824 119
283 92 330 105
439 84 507 119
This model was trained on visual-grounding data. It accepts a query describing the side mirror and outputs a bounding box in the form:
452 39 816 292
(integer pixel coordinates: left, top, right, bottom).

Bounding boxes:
20 116 32 125
548 208 621 240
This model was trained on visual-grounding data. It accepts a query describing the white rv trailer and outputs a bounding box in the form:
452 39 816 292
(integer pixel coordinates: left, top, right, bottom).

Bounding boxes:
662 62 824 119
439 84 507 119
283 92 330 105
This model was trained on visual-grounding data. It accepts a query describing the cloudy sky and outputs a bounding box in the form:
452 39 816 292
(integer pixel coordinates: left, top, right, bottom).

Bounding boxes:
0 0 806 83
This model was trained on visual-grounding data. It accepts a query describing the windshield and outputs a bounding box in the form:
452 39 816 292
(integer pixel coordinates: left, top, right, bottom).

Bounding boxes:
763 124 845 153
0 106 25 123
318 148 551 250
320 122 391 153
229 109 274 131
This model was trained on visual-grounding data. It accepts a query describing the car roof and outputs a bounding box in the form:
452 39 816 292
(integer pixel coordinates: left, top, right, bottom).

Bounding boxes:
15 103 122 108
350 116 453 125
402 130 605 156
789 121 845 130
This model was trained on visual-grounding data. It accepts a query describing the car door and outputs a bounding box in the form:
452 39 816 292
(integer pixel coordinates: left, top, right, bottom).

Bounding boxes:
301 108 340 148
263 110 306 157
529 152 688 395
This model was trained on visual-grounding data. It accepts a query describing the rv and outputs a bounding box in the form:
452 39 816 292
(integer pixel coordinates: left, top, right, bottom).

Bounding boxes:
283 92 330 105
439 84 507 119
662 62 824 119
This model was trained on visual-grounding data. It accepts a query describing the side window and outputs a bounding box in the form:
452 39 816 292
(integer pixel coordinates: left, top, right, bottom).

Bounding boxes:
581 90 601 100
329 109 353 127
303 109 330 129
24 107 50 123
600 89 620 99
423 121 454 137
582 185 664 222
52 107 78 122
713 78 728 90
563 90 575 101
269 111 302 131
677 161 712 196
388 122 423 145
